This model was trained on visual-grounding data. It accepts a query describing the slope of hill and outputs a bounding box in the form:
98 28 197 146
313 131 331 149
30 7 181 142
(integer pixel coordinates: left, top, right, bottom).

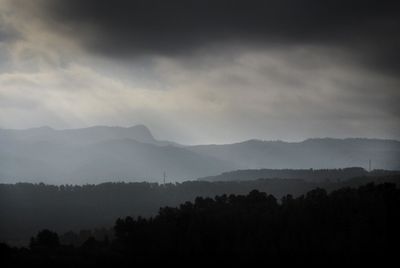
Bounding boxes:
198 168 400 182
198 167 367 182
188 138 400 170
1 125 399 183
1 174 399 246
0 125 157 145
0 137 234 184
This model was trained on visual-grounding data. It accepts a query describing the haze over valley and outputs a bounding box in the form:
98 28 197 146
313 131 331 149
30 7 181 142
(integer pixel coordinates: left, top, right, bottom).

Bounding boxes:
1 1 400 265
1 125 399 184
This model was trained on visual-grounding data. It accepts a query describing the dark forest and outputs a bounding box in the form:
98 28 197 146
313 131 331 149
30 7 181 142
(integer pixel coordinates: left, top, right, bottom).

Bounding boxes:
1 170 399 245
1 181 399 266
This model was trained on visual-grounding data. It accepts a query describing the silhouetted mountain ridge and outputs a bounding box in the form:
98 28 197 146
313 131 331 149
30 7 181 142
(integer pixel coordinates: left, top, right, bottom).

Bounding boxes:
188 137 400 170
1 125 399 183
0 125 156 145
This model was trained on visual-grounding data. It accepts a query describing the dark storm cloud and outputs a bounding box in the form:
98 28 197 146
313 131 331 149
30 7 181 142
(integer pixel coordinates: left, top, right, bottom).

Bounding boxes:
1 0 400 143
0 28 15 42
0 15 20 43
40 0 400 73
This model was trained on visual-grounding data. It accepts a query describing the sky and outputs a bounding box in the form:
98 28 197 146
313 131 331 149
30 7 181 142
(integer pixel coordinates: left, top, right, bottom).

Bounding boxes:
0 0 399 144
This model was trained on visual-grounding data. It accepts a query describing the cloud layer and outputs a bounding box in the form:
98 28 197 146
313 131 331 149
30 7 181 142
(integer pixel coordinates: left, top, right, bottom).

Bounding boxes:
38 0 400 74
0 0 399 143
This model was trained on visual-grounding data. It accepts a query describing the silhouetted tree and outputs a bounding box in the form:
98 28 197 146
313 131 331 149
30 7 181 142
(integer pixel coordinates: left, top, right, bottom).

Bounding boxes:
1 181 400 266
30 229 60 250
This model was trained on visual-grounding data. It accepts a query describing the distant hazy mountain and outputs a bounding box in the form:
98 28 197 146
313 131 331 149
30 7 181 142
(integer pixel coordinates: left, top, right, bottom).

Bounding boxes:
198 167 400 182
0 125 156 145
0 125 399 183
188 138 400 171
0 126 234 183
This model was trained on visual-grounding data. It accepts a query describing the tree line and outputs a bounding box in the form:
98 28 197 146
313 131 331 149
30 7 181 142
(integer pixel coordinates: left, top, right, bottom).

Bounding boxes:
1 174 399 245
1 182 400 266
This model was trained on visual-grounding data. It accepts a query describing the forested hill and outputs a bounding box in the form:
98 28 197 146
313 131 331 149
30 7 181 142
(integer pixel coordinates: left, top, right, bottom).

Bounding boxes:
2 182 400 266
1 174 399 246
198 168 400 182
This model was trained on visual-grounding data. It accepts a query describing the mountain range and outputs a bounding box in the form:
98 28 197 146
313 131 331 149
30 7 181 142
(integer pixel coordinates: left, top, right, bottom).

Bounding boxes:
0 125 399 183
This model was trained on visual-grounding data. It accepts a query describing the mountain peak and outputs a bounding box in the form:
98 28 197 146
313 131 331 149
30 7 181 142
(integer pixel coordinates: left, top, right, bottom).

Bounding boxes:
0 124 157 145
126 124 155 143
76 124 156 144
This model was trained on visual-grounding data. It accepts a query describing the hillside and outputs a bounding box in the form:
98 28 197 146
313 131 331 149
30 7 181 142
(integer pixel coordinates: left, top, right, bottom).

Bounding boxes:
2 181 400 265
198 168 400 182
1 174 399 245
1 126 399 183
188 138 400 170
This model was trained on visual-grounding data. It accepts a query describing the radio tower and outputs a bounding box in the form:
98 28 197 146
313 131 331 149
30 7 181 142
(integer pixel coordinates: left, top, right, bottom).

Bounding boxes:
163 171 166 184
368 159 372 172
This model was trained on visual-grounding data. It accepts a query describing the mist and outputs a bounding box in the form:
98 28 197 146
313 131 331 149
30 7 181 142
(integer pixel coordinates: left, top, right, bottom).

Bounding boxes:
0 125 399 184
1 0 400 265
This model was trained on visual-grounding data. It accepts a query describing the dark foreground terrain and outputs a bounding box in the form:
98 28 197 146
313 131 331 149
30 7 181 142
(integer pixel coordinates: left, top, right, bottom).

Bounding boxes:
1 182 400 266
1 171 399 245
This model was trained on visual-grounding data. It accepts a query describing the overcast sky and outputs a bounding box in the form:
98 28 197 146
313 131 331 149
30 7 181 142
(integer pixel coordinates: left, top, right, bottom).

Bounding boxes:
0 0 399 144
